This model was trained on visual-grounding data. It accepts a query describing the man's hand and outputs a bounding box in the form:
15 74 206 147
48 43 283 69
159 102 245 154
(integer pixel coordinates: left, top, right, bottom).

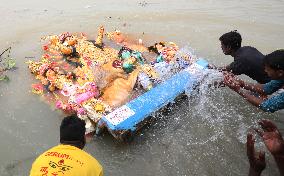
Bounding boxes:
255 119 284 176
256 119 284 156
247 133 266 175
223 74 242 91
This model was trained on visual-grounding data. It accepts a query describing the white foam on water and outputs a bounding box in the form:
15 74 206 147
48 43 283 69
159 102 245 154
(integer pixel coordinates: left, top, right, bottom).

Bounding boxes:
185 69 245 144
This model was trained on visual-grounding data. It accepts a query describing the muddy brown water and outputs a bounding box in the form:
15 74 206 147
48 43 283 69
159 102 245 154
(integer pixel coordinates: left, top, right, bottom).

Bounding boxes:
0 0 284 175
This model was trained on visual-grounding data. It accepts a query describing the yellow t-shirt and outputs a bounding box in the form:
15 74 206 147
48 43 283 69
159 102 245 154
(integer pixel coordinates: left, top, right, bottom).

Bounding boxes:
30 144 103 176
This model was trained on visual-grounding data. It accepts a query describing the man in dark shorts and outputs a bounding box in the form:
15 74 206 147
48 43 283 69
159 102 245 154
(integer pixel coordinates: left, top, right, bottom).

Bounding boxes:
213 30 270 84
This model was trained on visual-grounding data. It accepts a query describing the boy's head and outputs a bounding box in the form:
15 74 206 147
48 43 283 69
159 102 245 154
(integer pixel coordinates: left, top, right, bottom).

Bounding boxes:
219 30 242 55
264 50 284 79
60 115 86 149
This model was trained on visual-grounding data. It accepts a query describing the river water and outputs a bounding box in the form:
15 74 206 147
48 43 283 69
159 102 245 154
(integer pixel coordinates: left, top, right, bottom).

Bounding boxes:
0 0 284 175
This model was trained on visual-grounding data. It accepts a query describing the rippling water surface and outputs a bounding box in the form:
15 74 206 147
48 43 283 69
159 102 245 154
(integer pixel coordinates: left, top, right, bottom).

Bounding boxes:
0 0 284 175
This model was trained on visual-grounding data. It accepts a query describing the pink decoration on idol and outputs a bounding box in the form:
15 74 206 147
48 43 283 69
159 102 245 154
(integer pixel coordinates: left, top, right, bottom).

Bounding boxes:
55 100 63 109
61 83 77 97
59 32 71 42
63 63 70 70
32 83 44 91
43 45 49 51
83 57 92 67
75 91 96 104
77 108 86 115
75 82 99 104
80 32 87 37
43 54 50 59
39 64 49 75
50 62 57 69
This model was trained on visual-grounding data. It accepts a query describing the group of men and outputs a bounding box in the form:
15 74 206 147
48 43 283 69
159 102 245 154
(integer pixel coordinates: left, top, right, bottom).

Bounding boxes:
213 31 284 176
29 31 284 176
214 30 284 113
212 30 284 175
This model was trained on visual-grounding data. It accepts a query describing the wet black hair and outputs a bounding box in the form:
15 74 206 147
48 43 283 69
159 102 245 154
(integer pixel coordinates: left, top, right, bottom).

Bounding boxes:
219 30 242 50
60 115 86 144
264 50 284 70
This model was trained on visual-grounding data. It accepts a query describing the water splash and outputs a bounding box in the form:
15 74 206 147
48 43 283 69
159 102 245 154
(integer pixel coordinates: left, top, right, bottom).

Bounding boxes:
184 69 250 145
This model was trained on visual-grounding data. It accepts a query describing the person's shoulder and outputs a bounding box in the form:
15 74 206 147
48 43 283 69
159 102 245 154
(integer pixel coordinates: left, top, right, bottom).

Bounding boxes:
239 46 254 51
37 145 61 156
73 148 101 165
272 79 284 85
30 145 61 172
267 79 284 84
242 46 256 49
83 151 102 165
59 146 103 173
236 46 264 61
241 46 263 54
81 151 103 174
263 80 284 94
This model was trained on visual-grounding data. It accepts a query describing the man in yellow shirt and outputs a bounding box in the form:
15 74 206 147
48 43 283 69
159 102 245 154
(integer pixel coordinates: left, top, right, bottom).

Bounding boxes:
30 115 103 176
